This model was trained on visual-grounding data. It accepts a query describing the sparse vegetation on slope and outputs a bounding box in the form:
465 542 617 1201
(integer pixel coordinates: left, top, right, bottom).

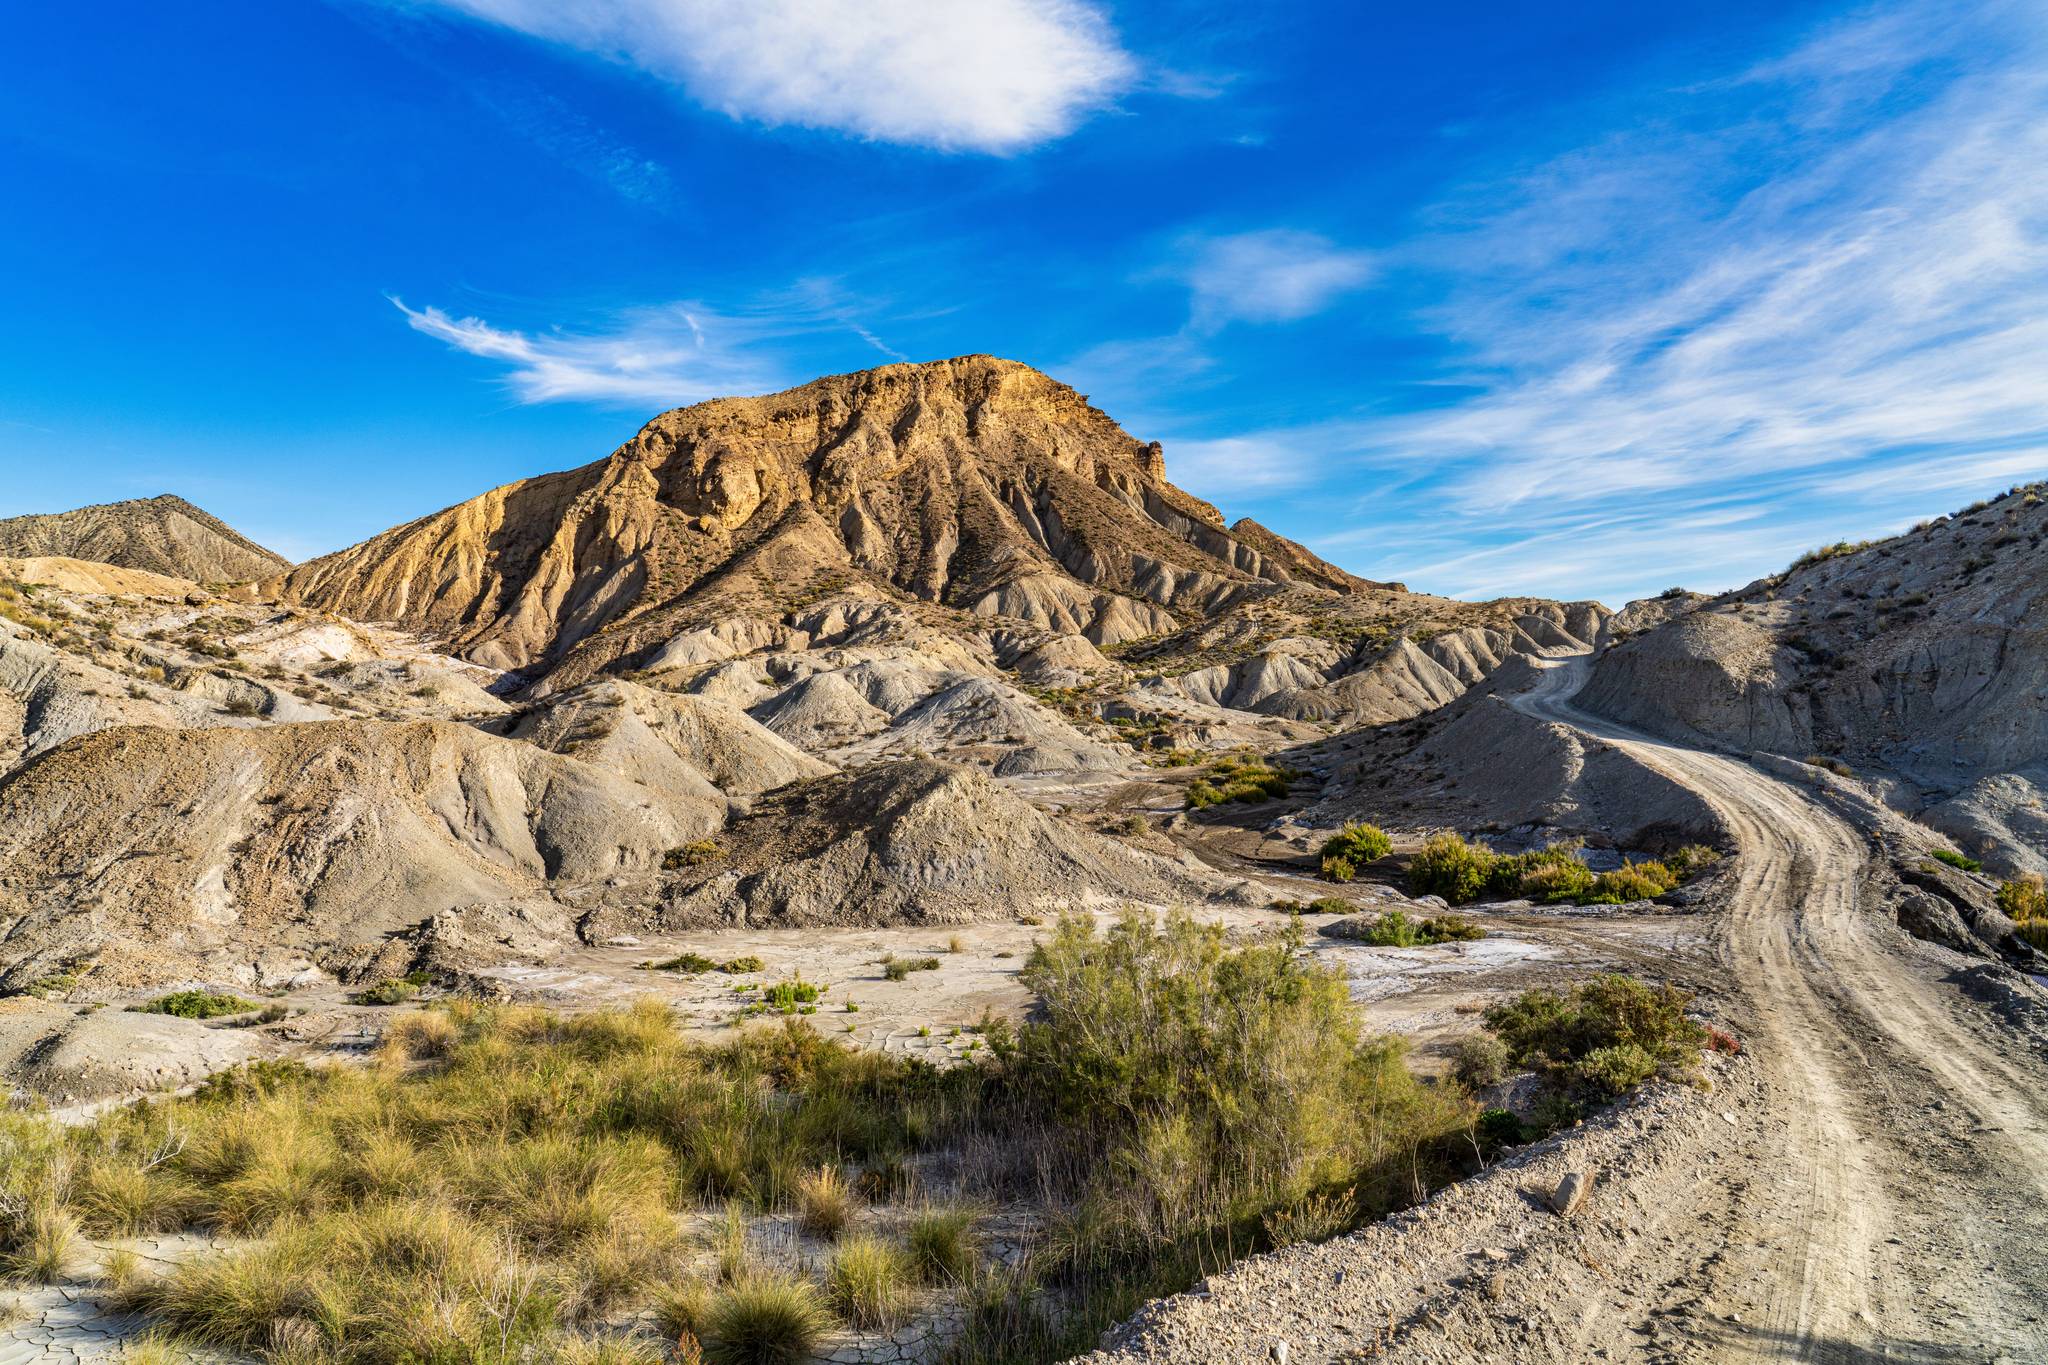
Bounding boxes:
1998 875 2047 951
1406 833 1718 906
1351 910 1485 947
0 930 1487 1365
1484 973 1706 1121
1317 822 1390 882
1184 755 1298 810
129 990 261 1020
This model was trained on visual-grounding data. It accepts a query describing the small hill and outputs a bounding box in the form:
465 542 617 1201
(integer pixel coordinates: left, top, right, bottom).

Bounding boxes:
638 757 1254 931
1580 482 2048 872
0 494 289 582
0 719 723 992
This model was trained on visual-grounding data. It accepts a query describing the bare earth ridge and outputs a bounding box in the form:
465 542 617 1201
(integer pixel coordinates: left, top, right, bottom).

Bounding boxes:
1080 652 2048 1364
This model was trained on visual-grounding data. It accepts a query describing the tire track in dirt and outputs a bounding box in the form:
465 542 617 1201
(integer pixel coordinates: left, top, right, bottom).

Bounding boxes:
1514 652 2048 1361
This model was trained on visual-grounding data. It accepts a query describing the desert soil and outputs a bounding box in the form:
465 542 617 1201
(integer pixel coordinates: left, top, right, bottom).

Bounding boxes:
1080 652 2048 1365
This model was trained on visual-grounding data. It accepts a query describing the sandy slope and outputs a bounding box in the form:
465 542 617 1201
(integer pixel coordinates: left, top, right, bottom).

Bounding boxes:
1082 653 2048 1364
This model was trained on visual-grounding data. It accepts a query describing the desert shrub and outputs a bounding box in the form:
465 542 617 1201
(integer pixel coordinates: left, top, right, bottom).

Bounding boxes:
1117 814 1149 836
701 1273 834 1365
1406 833 1495 904
1803 753 1854 777
1260 1184 1356 1248
219 696 263 718
1354 910 1486 947
721 956 765 975
881 956 940 981
1014 910 1467 1250
1998 874 2046 922
1789 540 1873 570
1585 863 1674 904
1515 856 1597 903
1450 1033 1510 1090
1661 845 1720 879
2000 875 2048 952
1318 823 1390 882
1273 896 1354 915
1484 973 1705 1109
664 841 725 871
1184 756 1297 810
905 1206 978 1284
349 978 421 1006
131 990 261 1020
647 952 719 974
1930 849 1981 873
825 1233 913 1329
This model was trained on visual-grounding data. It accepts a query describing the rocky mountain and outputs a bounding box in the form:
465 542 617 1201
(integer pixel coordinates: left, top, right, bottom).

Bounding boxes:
1580 481 2048 873
0 493 289 582
0 358 1616 993
274 356 1395 679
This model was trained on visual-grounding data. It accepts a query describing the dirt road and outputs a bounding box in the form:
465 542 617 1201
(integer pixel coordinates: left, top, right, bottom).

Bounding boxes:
1084 652 2048 1364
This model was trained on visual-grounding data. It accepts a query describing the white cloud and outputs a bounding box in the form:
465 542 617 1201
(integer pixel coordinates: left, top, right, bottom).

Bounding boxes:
1157 432 1325 500
405 0 1135 153
1176 229 1375 328
392 297 785 406
1312 0 2048 604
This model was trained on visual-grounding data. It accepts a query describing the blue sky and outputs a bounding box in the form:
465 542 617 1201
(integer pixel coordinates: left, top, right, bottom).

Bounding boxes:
3 0 2044 606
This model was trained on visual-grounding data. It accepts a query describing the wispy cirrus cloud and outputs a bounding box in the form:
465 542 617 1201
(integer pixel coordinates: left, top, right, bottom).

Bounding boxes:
1175 229 1376 329
1290 0 2048 604
395 0 1136 154
392 297 783 406
391 279 914 407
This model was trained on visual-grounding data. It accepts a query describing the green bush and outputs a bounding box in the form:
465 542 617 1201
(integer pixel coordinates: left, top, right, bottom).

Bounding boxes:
1484 973 1705 1106
1585 863 1674 904
2000 875 2047 952
722 956 766 975
1406 833 1495 904
1318 824 1391 882
348 979 420 1006
131 991 262 1020
1931 849 1981 873
757 980 822 1014
1355 910 1486 947
646 952 719 974
1014 910 1466 1249
882 956 940 982
1410 835 1710 907
1450 1033 1509 1090
1184 756 1298 810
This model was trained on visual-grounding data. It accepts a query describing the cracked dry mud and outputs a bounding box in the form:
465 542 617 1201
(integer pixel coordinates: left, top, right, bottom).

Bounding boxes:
1082 652 2048 1365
